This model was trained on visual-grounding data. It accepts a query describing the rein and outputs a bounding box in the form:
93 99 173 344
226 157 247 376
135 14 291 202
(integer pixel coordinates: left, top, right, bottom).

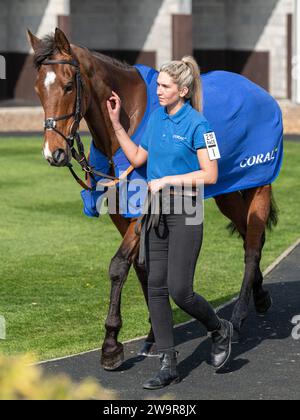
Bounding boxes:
41 58 132 190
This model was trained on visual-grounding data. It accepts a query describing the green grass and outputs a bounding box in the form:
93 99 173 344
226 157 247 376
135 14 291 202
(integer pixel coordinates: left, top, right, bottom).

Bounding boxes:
0 137 299 360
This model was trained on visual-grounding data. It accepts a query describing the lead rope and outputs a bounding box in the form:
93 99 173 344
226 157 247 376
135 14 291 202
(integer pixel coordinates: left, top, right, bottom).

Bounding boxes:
135 191 166 265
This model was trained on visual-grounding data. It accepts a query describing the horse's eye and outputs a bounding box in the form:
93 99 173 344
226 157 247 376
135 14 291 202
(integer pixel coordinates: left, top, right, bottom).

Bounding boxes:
64 83 73 93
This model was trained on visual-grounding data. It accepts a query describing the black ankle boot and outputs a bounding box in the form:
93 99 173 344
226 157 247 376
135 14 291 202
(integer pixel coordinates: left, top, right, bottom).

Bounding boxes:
143 350 180 390
210 319 233 370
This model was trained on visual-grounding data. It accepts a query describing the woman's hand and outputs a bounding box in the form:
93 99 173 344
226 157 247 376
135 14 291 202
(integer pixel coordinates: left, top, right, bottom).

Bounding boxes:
148 177 168 194
106 91 122 129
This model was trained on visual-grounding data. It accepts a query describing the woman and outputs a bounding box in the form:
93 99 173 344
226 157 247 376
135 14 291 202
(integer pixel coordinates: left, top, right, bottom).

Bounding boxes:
107 56 233 390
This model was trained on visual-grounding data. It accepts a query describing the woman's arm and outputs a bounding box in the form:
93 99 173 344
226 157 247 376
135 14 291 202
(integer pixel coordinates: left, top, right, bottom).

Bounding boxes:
107 91 148 168
149 148 218 192
165 148 218 187
113 125 148 168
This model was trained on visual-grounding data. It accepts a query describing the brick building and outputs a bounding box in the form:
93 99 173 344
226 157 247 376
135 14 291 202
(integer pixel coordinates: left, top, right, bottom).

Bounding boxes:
0 0 300 104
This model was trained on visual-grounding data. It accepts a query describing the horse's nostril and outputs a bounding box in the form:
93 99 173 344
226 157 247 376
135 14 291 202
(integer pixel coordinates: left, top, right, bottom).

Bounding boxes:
53 149 66 164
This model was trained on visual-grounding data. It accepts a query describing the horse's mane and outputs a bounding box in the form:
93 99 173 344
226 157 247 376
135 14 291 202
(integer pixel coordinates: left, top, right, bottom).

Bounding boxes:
33 34 132 70
91 51 132 70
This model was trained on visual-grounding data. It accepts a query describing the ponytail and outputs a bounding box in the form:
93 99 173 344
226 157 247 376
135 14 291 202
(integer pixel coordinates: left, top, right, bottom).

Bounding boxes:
181 56 203 112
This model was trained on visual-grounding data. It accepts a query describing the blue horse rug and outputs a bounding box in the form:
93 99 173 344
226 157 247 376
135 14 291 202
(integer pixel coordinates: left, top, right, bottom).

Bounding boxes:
81 65 283 218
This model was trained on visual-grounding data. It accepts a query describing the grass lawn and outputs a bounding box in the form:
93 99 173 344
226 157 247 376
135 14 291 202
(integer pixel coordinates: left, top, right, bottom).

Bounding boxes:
0 137 299 360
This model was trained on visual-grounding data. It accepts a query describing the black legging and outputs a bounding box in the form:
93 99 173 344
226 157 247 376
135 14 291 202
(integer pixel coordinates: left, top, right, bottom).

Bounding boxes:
145 194 220 353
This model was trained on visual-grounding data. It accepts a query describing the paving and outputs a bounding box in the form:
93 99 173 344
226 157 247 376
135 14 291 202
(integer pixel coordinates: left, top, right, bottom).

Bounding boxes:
41 244 300 400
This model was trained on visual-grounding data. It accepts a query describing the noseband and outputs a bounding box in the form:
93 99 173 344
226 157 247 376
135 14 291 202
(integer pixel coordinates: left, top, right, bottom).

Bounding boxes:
40 58 123 190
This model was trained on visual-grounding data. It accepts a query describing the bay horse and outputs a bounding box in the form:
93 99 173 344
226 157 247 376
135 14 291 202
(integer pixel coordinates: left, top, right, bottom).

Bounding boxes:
27 28 277 370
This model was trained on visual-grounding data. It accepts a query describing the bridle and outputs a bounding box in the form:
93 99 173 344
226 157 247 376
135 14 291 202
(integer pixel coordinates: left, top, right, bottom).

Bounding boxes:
40 58 127 190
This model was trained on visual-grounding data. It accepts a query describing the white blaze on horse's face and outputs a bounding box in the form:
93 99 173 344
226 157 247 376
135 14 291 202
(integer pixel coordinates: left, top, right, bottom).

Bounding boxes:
43 141 53 160
44 71 56 91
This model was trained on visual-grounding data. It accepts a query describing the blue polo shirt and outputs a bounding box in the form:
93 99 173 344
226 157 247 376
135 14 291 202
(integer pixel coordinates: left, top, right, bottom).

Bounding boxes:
140 101 212 182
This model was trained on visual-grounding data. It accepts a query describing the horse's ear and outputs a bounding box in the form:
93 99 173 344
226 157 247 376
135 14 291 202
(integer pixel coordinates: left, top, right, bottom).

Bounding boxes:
54 28 71 55
27 29 42 53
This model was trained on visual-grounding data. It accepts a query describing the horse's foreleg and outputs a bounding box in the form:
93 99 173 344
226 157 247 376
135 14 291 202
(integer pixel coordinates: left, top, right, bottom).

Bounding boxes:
101 249 132 370
231 186 272 332
132 258 157 357
101 216 135 371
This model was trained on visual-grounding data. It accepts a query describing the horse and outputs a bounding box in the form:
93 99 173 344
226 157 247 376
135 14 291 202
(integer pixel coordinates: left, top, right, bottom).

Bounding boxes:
27 28 278 371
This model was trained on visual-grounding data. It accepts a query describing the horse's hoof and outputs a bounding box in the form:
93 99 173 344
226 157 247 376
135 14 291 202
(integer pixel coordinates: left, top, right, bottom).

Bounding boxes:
137 341 159 357
101 344 124 371
231 301 248 334
255 292 273 315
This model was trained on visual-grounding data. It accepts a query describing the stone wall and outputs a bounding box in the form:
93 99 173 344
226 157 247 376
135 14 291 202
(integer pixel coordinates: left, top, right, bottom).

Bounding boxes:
193 0 295 98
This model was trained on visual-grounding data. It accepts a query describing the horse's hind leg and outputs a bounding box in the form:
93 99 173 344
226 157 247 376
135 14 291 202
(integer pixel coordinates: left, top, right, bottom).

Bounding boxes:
215 191 248 240
243 187 273 315
215 191 247 331
215 187 273 332
231 186 272 332
252 235 273 314
101 219 138 371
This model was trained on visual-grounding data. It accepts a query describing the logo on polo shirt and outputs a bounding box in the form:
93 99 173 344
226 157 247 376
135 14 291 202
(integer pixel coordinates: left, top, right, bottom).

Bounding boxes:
173 135 187 141
240 148 278 168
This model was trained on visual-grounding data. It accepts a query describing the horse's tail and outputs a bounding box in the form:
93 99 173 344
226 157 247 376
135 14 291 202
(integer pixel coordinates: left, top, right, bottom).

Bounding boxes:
267 191 279 230
226 190 279 237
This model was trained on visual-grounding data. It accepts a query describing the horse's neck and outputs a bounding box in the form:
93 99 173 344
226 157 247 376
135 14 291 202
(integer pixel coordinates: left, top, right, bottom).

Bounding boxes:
81 50 147 160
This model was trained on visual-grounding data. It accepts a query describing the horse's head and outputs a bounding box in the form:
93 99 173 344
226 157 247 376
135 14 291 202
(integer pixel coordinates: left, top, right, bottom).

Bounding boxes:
27 28 85 167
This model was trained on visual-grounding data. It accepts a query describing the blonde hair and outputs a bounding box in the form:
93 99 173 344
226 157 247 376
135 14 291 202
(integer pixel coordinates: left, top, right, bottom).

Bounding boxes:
160 56 203 112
